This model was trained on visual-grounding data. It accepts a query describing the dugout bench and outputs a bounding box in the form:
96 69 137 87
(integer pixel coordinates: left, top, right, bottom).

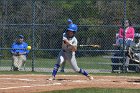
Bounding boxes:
103 55 140 73
103 55 124 73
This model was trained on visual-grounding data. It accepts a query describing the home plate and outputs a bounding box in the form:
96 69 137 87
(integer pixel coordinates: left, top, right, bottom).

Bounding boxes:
72 80 87 82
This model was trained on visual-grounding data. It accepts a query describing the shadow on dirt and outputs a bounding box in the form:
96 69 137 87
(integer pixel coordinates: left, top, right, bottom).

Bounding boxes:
127 79 140 83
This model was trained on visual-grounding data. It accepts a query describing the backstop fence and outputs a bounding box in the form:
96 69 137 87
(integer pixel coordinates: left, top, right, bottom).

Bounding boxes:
0 0 140 73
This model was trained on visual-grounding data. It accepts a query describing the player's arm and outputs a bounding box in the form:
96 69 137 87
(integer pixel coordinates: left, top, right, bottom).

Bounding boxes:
11 43 18 55
63 38 77 52
63 33 77 51
19 43 29 55
63 33 69 45
68 44 77 52
118 28 123 38
69 45 77 52
19 52 27 55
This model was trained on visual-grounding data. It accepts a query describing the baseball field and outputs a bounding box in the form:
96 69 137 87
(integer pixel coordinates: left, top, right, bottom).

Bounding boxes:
1 0 140 93
0 71 140 93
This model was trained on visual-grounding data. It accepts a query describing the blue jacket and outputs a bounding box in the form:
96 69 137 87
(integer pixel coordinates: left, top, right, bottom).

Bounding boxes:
11 42 29 56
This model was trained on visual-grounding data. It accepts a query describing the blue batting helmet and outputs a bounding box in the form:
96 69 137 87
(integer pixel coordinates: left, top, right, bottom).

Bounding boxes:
67 24 78 32
67 19 73 23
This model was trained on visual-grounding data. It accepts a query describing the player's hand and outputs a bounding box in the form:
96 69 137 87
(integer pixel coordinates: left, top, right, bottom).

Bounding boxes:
19 52 26 55
63 39 70 45
13 53 17 56
68 45 77 52
16 52 20 56
13 52 19 56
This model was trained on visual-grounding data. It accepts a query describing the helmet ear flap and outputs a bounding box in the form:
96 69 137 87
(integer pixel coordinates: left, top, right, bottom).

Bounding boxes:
73 31 76 34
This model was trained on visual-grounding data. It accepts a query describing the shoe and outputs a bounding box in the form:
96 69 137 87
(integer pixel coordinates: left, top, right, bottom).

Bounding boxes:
13 67 19 71
112 70 115 73
113 44 119 47
87 75 93 80
48 76 55 81
60 69 65 72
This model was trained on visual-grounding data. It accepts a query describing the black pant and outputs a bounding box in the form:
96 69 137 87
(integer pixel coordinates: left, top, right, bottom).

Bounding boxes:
111 58 123 71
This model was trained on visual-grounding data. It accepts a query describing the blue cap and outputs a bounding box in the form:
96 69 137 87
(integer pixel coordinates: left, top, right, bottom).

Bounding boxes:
67 19 72 23
18 35 24 38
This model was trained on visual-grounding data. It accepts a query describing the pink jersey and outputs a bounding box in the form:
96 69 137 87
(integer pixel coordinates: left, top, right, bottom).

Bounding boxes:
118 27 135 40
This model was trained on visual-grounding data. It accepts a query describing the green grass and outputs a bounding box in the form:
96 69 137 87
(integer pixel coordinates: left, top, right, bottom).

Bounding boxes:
0 56 111 69
0 71 140 77
39 87 140 93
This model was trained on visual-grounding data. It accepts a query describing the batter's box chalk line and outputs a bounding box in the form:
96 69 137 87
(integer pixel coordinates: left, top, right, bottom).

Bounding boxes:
0 83 62 90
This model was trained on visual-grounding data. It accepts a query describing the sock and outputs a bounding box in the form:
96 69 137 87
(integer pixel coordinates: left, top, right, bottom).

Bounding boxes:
52 64 60 77
61 62 66 71
79 68 88 76
61 66 65 71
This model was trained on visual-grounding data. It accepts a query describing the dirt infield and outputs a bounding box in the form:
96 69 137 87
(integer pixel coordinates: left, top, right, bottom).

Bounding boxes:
0 74 140 93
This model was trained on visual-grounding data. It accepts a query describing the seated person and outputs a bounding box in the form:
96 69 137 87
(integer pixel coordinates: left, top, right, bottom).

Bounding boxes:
136 38 140 48
11 35 30 71
134 38 140 61
126 47 140 72
126 39 140 72
113 19 135 48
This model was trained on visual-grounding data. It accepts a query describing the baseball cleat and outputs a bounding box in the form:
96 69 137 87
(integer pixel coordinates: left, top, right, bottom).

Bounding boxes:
87 75 94 80
112 44 117 46
60 69 65 72
48 76 55 81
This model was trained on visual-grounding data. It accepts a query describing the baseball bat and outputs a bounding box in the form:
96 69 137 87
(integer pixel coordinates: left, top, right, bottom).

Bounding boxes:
79 44 101 48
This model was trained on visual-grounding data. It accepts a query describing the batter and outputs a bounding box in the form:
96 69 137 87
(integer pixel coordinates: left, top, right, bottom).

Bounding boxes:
49 24 93 80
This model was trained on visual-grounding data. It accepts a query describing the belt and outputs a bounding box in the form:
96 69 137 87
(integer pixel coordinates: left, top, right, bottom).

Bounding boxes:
125 38 133 41
63 50 70 52
14 54 25 56
14 54 20 56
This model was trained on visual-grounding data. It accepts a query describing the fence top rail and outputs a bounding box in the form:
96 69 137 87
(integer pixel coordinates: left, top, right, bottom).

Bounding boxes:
1 24 140 28
97 62 140 66
0 48 128 52
103 56 124 59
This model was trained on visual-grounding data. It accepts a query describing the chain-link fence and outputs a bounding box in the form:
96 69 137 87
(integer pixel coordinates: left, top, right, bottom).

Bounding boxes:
0 0 140 73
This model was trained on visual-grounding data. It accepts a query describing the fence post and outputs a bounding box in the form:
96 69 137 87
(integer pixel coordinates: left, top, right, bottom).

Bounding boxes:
31 0 36 72
122 0 127 73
